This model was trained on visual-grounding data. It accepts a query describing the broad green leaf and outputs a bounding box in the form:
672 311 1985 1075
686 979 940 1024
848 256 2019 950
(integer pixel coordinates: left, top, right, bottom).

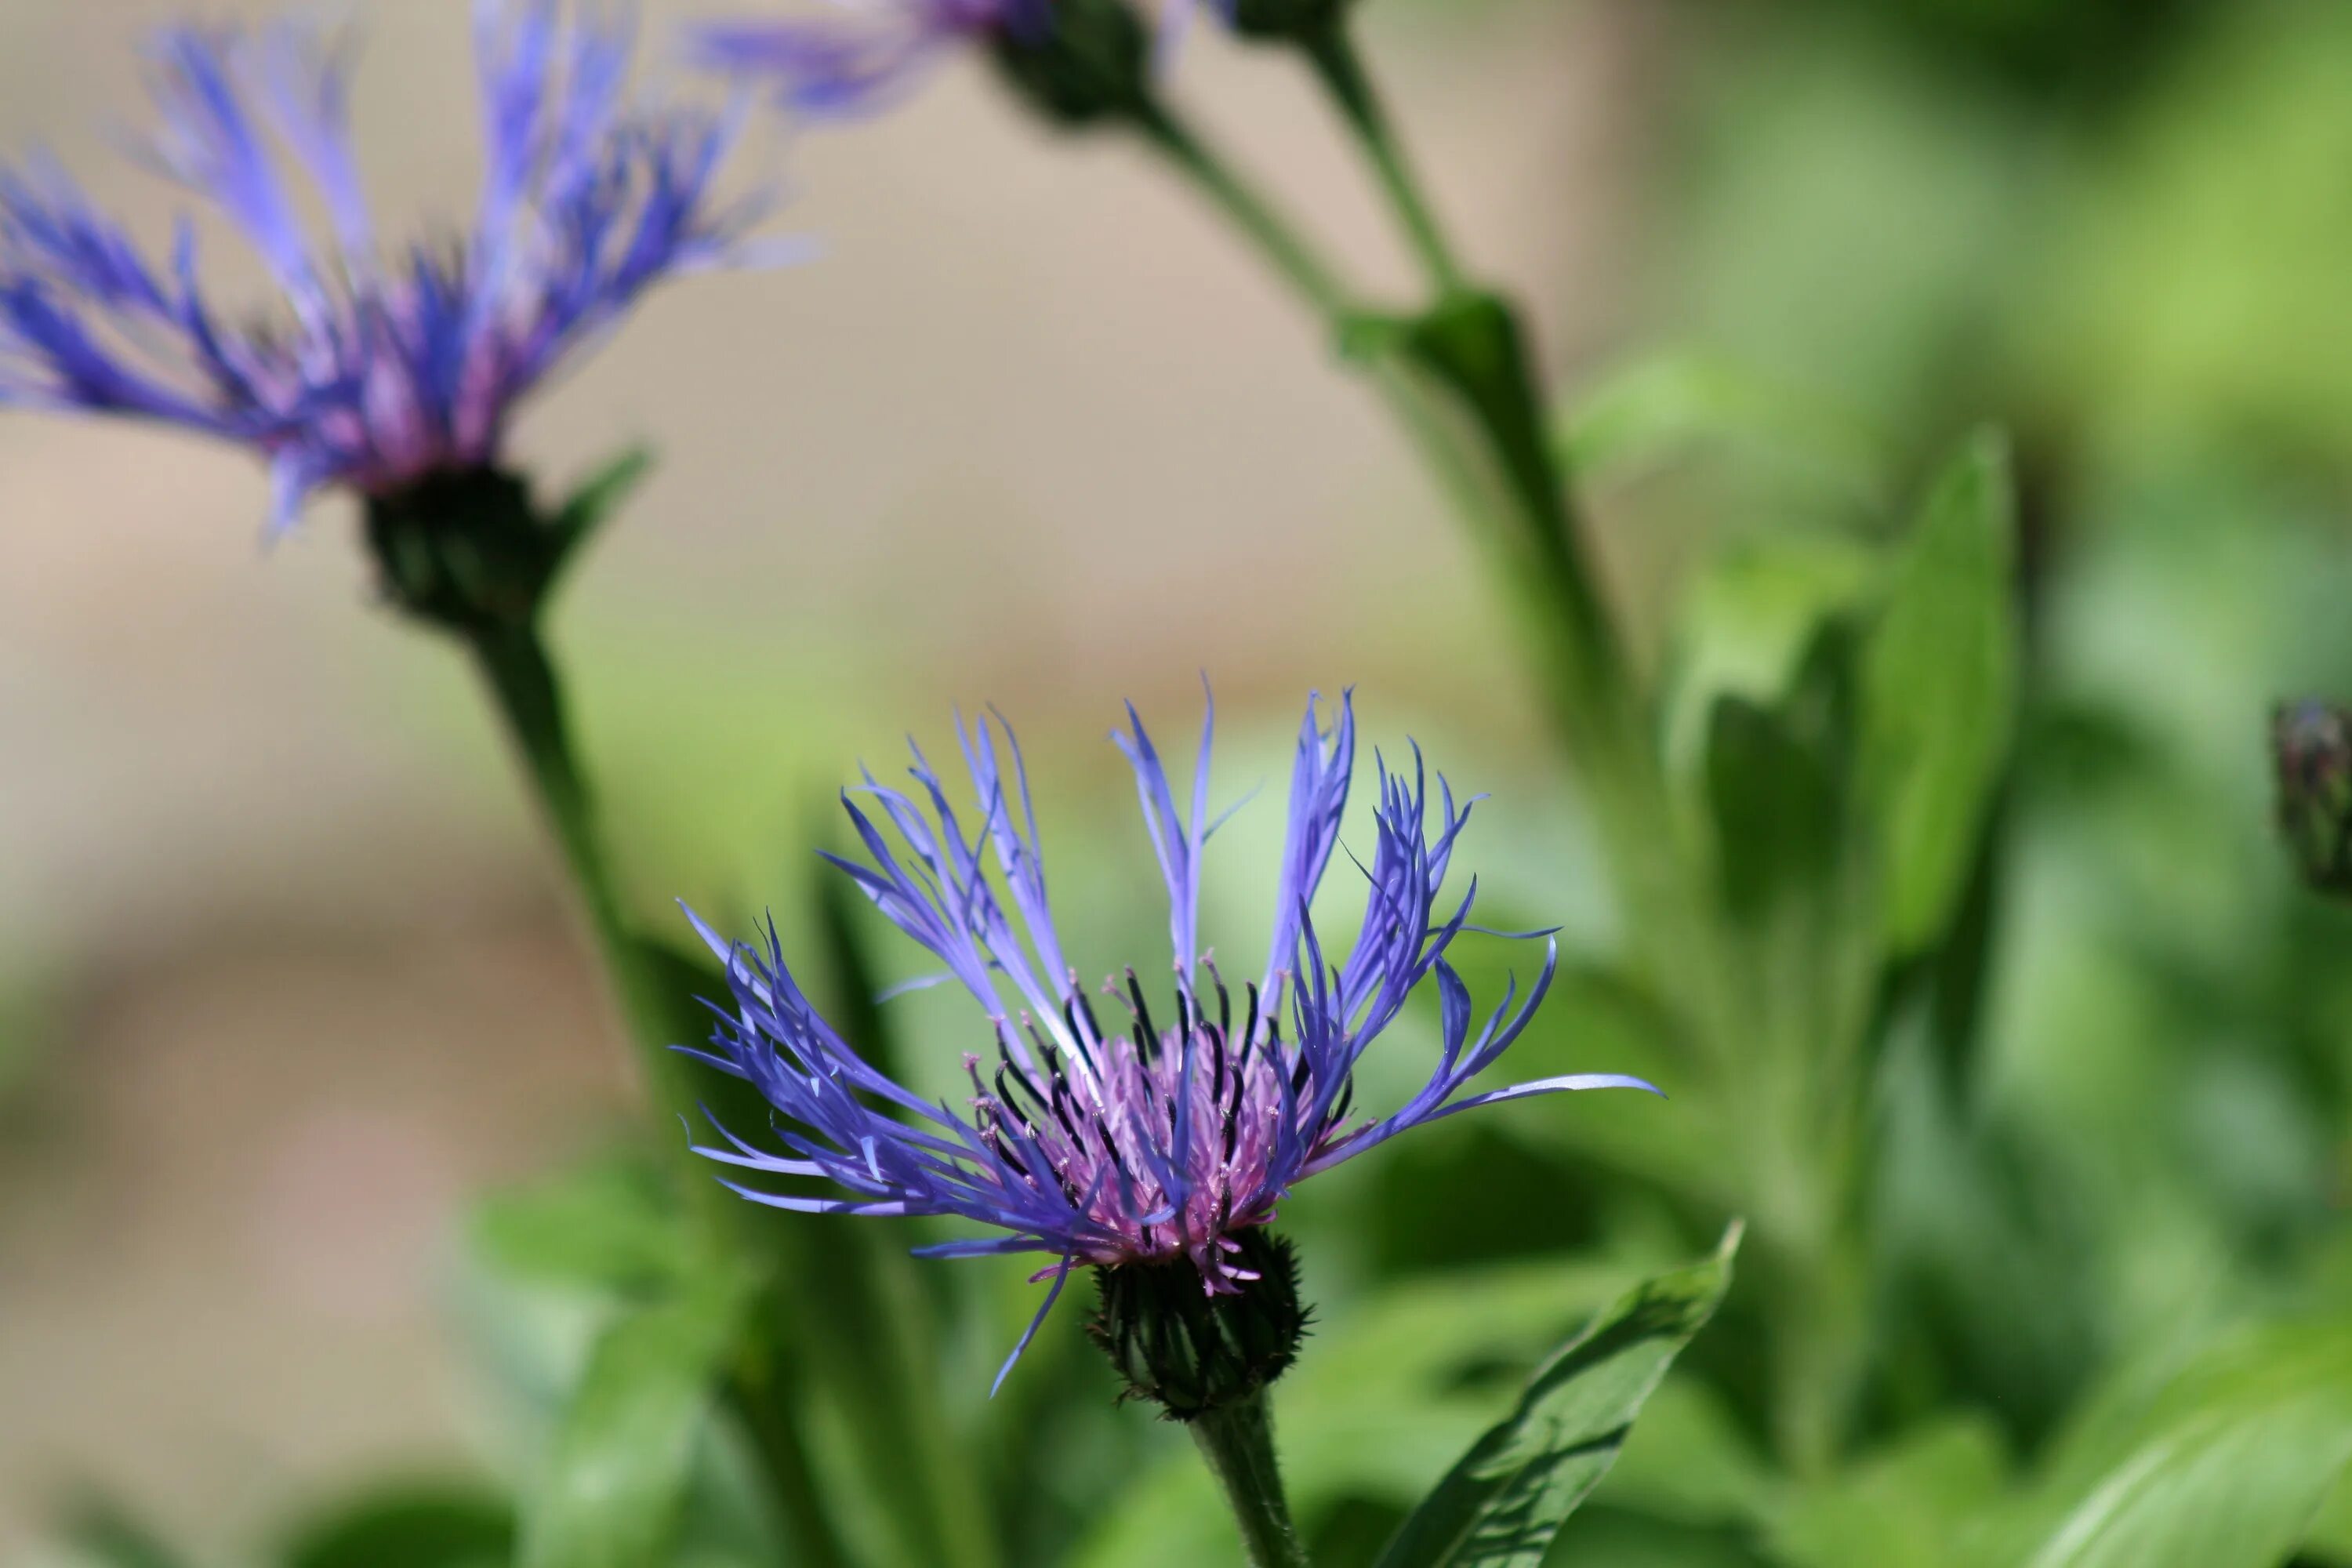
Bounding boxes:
1371 1224 1744 1568
1769 1417 2008 1568
1663 532 1886 786
1557 351 1893 511
1984 1319 2352 1568
1596 1376 1777 1530
1860 430 2021 956
1700 655 1881 1118
520 1271 750 1568
277 1479 515 1568
1707 683 1850 931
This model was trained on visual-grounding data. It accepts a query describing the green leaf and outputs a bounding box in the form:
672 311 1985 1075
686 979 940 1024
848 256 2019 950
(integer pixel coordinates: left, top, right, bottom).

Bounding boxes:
547 447 655 582
278 1479 516 1568
520 1271 750 1568
55 1494 194 1568
1769 1417 2008 1568
1663 531 1886 785
1985 1319 2352 1568
1860 430 2021 956
1699 645 1882 1105
1707 683 1850 930
1371 1223 1744 1568
1556 351 1893 510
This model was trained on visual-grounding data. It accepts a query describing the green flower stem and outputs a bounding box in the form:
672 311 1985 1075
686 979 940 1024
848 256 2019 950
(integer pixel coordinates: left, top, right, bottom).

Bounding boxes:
1190 1394 1313 1568
1297 22 1463 296
1129 101 1674 939
1134 103 1352 319
459 615 852 1568
463 622 691 1116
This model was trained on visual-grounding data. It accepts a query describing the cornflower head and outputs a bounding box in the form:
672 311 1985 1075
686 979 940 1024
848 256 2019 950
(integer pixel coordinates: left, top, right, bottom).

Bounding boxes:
681 691 1657 1414
0 1 780 542
687 0 1185 129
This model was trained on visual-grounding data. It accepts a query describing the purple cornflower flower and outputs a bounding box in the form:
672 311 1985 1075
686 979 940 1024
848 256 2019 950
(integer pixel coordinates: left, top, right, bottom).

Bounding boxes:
681 691 1657 1390
0 2 780 534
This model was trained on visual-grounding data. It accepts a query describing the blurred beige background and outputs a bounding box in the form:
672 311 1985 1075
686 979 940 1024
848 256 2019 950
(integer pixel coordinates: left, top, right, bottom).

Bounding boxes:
0 0 1646 1555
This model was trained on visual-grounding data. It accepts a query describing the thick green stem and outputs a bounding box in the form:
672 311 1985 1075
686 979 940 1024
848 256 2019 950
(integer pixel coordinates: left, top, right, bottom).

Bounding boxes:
1300 24 1464 295
1190 1395 1312 1568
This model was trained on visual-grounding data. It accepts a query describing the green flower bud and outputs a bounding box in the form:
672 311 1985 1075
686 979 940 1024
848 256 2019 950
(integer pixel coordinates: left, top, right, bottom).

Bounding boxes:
990 0 1154 129
365 467 554 634
1229 0 1356 44
1086 1230 1310 1421
2274 700 2352 895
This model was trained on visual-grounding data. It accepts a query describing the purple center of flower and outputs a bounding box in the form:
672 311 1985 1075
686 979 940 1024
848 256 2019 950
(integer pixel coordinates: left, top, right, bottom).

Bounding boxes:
966 964 1351 1289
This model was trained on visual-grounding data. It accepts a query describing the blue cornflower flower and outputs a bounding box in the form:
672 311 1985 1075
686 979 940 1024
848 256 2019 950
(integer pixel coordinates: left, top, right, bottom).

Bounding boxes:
0 2 781 534
681 691 1657 1391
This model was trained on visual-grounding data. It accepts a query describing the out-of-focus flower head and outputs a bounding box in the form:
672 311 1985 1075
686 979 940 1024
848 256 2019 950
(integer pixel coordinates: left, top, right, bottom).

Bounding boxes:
681 689 1656 1399
688 0 1190 128
689 0 1052 118
0 1 782 534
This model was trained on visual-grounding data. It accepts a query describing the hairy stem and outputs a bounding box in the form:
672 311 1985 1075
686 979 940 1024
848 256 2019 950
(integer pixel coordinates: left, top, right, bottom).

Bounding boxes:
1191 1394 1313 1568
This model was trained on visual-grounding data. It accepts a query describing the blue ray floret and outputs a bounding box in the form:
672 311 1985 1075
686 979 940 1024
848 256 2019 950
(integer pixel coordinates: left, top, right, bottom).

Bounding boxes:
0 1 781 532
680 691 1658 1390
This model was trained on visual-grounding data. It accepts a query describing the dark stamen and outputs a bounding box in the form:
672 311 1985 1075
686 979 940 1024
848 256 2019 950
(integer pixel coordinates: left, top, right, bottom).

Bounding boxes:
1073 987 1107 1047
1126 968 1160 1062
996 1062 1048 1120
981 1121 1031 1178
1051 1091 1089 1149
